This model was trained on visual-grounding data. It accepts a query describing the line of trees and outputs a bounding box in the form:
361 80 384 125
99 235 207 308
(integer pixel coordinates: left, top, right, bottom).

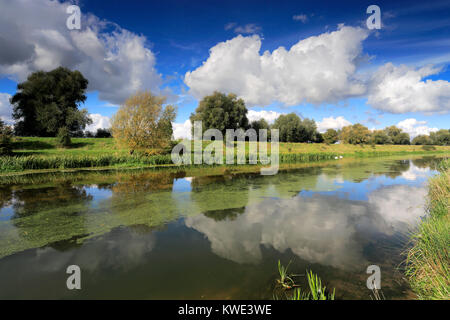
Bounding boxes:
4 67 449 156
189 91 449 146
412 130 450 146
327 125 449 146
337 125 411 145
189 92 322 143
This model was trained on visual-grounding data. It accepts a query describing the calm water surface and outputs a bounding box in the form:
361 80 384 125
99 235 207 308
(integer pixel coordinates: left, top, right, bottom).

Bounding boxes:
0 156 444 299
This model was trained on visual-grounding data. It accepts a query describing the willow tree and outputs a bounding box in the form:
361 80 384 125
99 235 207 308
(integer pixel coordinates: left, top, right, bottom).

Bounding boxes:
111 91 176 155
11 67 91 137
189 91 249 135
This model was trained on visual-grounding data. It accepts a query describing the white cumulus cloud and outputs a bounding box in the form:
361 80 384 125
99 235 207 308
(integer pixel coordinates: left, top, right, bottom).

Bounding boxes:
85 113 111 132
247 110 283 124
396 118 438 138
0 0 163 105
317 116 352 132
0 93 13 123
185 26 369 106
368 63 450 114
172 120 192 140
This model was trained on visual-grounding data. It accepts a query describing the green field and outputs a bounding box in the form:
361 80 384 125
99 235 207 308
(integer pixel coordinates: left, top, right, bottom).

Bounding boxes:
12 137 125 156
1 136 449 174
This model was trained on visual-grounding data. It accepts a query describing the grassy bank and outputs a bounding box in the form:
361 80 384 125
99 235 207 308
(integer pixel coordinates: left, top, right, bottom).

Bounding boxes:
405 159 450 300
1 137 449 173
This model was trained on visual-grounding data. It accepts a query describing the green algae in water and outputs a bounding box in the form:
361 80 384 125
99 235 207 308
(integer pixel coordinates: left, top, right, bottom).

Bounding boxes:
0 155 446 259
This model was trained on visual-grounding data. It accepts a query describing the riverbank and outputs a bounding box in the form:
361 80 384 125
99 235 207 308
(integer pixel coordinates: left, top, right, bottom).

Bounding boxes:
405 159 450 300
1 137 449 174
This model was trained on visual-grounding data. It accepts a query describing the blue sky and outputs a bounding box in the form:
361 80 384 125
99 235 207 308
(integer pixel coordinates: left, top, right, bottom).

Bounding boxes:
0 0 449 137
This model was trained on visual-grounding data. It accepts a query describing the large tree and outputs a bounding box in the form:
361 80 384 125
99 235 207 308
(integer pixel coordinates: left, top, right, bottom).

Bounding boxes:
250 118 270 140
250 118 269 132
340 124 371 144
10 67 91 136
299 118 321 142
272 113 301 142
111 91 176 155
371 130 392 145
189 92 249 135
272 113 320 142
412 135 432 145
384 125 410 145
322 129 339 144
394 132 411 145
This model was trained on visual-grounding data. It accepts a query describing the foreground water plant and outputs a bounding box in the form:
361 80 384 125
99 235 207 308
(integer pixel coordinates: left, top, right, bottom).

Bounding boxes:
276 260 296 290
305 270 336 300
274 261 335 300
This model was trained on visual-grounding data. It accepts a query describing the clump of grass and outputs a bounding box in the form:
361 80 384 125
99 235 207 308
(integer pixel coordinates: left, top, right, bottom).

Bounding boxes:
302 270 335 300
405 160 450 300
289 288 310 300
274 260 335 300
276 260 296 290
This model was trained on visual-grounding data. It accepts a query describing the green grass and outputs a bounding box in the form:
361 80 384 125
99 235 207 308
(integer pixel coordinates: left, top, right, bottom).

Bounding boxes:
405 159 450 300
0 154 173 172
11 136 123 156
1 136 449 174
303 270 336 300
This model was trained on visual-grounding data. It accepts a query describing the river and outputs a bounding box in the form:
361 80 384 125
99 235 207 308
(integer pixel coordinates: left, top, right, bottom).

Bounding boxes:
0 156 445 299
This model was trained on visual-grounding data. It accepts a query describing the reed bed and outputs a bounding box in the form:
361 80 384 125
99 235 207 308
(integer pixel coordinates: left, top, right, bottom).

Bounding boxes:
0 154 172 172
405 159 450 300
1 148 448 173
